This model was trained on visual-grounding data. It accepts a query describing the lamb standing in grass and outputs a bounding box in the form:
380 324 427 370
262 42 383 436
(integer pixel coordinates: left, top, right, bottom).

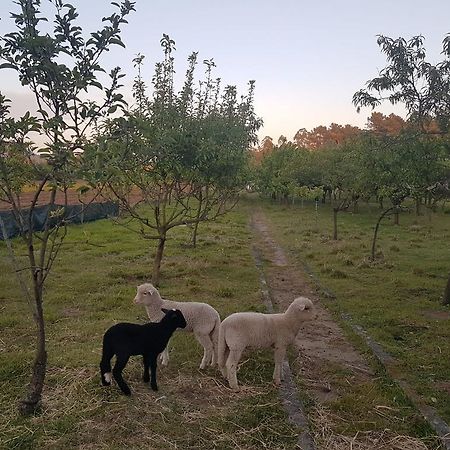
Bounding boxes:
218 297 315 390
134 283 221 369
100 308 186 395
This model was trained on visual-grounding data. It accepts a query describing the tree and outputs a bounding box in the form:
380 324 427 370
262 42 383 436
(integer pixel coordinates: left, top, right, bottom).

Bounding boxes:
294 123 361 150
353 34 450 133
366 112 406 135
254 143 308 202
260 136 274 153
89 36 261 284
251 135 273 165
354 131 446 256
0 0 135 415
277 135 287 146
354 33 450 261
317 144 361 240
443 273 450 306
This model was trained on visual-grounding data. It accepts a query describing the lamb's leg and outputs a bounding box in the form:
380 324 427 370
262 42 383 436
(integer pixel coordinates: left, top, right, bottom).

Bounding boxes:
159 347 169 366
112 354 131 396
273 346 286 386
210 320 220 366
226 348 243 391
211 348 218 366
100 354 112 386
149 355 158 391
220 345 229 378
142 355 150 383
194 332 214 370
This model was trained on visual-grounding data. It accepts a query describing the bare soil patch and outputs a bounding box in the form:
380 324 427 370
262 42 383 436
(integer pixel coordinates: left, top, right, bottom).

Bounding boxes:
0 187 146 210
423 310 450 321
0 190 108 210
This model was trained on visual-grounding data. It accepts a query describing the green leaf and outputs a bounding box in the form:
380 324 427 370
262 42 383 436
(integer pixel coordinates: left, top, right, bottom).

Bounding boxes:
109 37 125 48
90 80 103 90
0 63 17 70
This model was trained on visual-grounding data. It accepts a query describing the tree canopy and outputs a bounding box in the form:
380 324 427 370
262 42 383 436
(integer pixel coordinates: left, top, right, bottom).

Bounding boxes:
86 35 262 283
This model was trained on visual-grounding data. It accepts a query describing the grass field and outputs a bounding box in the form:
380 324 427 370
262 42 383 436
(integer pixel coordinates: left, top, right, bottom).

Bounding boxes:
0 198 449 449
0 207 299 449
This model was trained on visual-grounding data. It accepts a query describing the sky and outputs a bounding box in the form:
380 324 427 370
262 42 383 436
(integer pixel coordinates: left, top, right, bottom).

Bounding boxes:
1 0 450 143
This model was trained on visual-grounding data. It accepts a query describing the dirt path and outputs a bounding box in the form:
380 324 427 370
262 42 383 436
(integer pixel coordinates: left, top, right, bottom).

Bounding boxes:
250 209 433 450
251 210 374 392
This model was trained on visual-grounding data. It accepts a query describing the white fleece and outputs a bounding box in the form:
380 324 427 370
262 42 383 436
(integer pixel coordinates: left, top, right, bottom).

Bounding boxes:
218 297 315 390
134 283 221 369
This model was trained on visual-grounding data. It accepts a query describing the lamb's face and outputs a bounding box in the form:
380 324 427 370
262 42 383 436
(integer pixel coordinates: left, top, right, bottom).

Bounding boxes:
289 297 316 321
162 308 187 329
134 283 157 305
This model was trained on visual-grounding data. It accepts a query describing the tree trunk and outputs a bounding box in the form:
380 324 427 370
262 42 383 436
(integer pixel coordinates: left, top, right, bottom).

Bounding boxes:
371 207 394 261
443 273 450 306
333 208 338 240
191 188 203 247
191 221 200 248
426 205 433 222
379 196 384 210
19 287 47 415
19 186 54 416
394 210 399 225
415 197 421 216
152 234 166 286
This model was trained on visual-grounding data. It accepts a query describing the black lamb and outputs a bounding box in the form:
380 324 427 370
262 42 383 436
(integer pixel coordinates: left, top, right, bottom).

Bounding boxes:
100 308 187 395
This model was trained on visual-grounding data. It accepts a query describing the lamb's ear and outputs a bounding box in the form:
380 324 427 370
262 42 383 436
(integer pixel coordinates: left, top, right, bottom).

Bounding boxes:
161 308 170 314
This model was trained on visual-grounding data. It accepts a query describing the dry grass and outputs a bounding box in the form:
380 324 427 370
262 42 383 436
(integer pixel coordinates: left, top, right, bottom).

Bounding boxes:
310 404 438 450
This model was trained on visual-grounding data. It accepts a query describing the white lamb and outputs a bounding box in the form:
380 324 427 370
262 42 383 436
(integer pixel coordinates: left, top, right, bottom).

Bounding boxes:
218 296 315 390
134 283 221 369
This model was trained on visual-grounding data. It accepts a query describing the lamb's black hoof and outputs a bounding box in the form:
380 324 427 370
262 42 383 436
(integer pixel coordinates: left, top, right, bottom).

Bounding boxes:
121 387 132 396
151 385 158 392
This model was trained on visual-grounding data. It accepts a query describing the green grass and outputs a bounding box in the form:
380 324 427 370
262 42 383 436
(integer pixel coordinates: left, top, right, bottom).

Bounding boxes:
0 207 297 449
0 198 449 448
260 198 450 424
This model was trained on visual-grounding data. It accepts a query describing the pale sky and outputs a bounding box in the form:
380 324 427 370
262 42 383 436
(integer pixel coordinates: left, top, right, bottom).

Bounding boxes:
1 0 449 142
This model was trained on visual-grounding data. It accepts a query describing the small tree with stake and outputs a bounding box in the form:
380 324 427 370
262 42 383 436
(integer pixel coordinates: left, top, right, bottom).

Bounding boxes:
0 0 135 415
